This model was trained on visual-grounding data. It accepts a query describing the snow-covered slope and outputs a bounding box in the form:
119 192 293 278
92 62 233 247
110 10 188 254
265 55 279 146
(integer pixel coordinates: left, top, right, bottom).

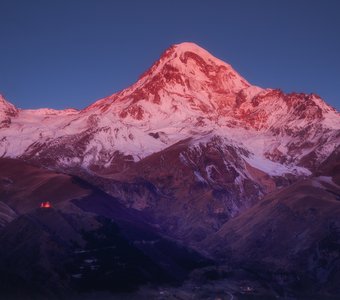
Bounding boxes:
1 43 339 173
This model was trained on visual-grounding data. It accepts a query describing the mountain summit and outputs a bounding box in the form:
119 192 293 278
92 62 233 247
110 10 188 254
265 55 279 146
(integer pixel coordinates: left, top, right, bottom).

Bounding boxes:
137 42 251 94
86 42 257 119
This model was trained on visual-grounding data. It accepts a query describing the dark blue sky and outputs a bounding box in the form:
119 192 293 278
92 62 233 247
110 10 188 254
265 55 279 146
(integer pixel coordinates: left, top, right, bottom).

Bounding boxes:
1 0 339 110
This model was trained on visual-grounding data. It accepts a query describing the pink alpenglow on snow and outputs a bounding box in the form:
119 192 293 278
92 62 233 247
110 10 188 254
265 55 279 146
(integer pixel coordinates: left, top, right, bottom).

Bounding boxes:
0 42 339 179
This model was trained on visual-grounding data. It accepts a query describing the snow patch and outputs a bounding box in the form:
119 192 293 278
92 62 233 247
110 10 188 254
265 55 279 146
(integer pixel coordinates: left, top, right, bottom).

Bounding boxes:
194 170 207 184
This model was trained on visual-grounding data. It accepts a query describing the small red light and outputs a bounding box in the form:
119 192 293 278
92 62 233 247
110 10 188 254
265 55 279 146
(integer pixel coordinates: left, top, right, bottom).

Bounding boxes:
40 201 52 208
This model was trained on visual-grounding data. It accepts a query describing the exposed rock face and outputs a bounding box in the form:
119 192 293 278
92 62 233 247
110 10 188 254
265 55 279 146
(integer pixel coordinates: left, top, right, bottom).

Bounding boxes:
0 94 18 129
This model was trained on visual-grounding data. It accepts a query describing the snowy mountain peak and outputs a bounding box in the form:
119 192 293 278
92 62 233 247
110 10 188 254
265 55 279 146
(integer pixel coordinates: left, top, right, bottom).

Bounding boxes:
137 42 251 92
173 42 244 72
85 42 255 119
83 43 339 137
158 42 232 67
0 43 339 183
0 94 18 118
0 94 11 106
174 42 214 53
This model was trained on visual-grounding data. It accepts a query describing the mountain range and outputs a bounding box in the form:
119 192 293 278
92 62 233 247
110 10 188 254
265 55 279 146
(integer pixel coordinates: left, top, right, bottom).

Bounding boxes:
0 42 339 299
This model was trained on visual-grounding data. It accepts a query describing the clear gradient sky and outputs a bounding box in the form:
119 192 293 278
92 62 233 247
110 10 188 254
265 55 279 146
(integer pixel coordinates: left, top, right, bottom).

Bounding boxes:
1 0 339 110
